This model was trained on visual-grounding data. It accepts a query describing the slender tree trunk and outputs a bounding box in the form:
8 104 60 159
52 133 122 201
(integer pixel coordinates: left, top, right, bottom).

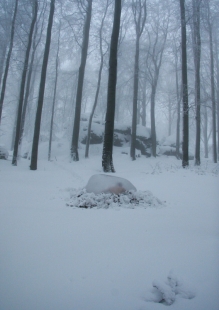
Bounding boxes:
19 19 38 148
141 75 147 126
203 103 208 158
30 0 55 170
0 43 7 88
216 37 219 160
70 0 92 161
131 36 140 160
48 24 60 161
168 96 172 136
102 0 121 172
209 24 217 163
150 84 157 157
12 0 38 166
193 0 201 166
130 0 147 160
180 0 189 167
0 0 18 124
176 71 181 159
85 0 109 158
85 57 103 158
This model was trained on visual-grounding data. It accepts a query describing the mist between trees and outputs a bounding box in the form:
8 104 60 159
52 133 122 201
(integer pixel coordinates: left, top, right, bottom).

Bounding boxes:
0 0 218 170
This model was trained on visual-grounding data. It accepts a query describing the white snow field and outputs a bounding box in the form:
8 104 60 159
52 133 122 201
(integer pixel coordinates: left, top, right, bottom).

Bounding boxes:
0 143 219 310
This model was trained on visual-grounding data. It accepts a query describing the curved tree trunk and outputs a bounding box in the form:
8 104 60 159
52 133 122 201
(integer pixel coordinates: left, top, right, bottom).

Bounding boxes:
102 0 121 172
30 0 55 170
85 0 109 158
0 0 18 124
70 0 92 161
12 0 38 166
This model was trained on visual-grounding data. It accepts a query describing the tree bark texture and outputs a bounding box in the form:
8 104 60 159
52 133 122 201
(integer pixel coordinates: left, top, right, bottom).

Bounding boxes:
30 0 55 170
180 0 189 167
71 0 92 161
192 0 201 166
102 0 121 172
0 0 18 124
12 0 38 166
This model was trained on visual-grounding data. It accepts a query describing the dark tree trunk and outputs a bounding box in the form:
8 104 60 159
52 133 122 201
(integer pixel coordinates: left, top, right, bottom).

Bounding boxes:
180 0 189 168
0 43 7 88
48 23 60 161
102 0 121 172
85 0 109 158
203 103 208 158
30 0 55 171
70 0 92 161
175 68 181 159
192 0 201 166
12 0 38 166
0 0 18 124
216 37 219 160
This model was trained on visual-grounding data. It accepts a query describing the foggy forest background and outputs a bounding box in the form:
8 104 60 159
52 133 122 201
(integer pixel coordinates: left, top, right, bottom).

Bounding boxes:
0 0 218 170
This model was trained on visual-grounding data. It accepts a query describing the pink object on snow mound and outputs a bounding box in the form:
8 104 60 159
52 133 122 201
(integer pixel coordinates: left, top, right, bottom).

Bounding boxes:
85 174 137 194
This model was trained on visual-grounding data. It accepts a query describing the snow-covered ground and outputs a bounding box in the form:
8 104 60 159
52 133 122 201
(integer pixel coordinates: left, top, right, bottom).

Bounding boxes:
0 143 219 310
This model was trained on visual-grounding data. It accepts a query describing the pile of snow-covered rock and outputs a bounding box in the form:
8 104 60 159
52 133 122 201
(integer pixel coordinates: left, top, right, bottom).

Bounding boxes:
67 174 163 209
145 271 196 306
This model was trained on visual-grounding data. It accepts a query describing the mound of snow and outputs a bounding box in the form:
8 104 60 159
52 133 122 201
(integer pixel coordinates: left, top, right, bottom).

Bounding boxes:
85 174 136 194
145 271 196 306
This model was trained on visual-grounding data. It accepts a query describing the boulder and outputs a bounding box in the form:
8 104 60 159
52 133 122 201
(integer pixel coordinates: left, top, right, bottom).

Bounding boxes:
85 174 136 194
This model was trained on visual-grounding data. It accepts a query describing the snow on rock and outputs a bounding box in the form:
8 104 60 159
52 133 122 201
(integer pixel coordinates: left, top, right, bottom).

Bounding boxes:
145 271 196 306
85 174 137 194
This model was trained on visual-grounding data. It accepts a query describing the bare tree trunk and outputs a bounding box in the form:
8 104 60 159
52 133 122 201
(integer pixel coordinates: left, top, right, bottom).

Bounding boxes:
180 0 189 168
85 0 109 158
102 0 121 172
0 43 7 88
168 96 172 136
12 0 38 166
19 17 39 149
208 19 217 163
70 0 92 161
130 0 146 160
0 0 18 124
216 37 219 160
48 23 61 161
150 84 157 156
131 36 140 160
30 0 55 170
141 75 147 126
192 0 201 166
203 103 208 158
